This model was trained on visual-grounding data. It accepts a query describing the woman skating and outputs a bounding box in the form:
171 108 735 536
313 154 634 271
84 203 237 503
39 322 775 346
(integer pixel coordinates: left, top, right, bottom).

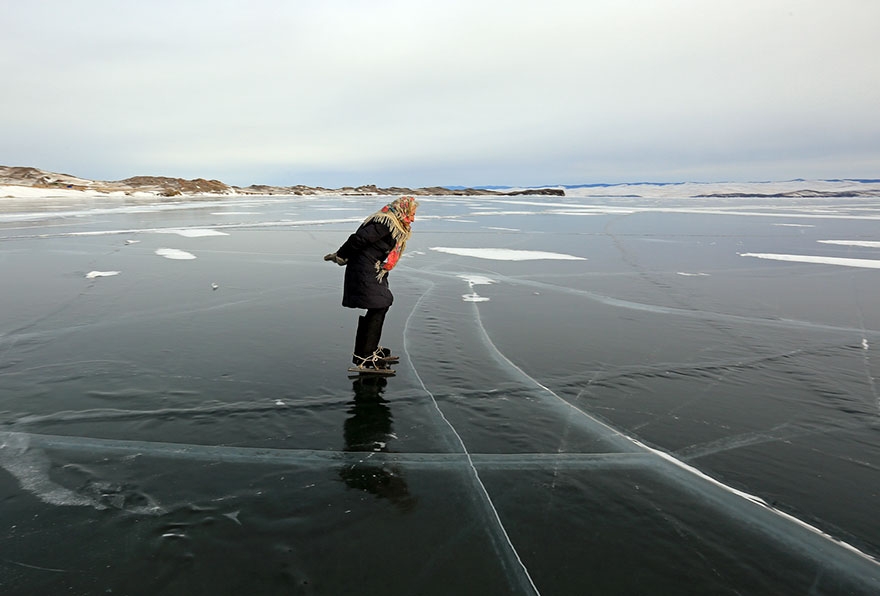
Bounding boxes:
324 196 418 374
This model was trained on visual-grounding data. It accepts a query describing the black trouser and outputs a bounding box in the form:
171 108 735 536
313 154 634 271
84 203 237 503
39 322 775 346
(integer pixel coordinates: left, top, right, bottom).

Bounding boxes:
353 307 389 363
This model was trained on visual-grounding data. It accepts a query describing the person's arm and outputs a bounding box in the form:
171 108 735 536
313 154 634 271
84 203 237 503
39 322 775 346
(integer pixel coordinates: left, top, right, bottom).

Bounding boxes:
336 221 390 261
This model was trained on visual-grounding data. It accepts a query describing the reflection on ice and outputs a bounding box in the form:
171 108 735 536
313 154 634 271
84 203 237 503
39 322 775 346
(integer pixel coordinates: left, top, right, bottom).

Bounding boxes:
341 375 416 511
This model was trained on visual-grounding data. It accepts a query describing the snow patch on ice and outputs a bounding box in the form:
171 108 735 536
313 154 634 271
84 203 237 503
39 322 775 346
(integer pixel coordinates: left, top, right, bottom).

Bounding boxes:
773 223 815 228
223 510 242 525
0 432 94 508
156 248 196 260
458 274 497 286
818 240 880 248
70 227 226 238
676 272 710 277
485 226 521 232
62 219 360 238
156 228 229 238
431 247 586 261
85 271 120 279
0 432 162 514
71 230 146 237
739 253 880 269
458 274 496 302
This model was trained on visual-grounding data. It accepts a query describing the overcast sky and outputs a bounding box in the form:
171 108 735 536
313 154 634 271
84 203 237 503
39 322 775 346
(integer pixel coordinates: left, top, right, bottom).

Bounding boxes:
3 0 879 187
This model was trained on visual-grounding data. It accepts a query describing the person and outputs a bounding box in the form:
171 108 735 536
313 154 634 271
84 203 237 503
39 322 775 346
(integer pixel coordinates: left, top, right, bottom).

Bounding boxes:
324 196 419 372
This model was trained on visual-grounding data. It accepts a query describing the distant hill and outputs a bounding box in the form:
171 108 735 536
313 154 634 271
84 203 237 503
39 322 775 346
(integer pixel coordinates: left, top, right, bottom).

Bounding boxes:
0 165 564 198
6 165 880 200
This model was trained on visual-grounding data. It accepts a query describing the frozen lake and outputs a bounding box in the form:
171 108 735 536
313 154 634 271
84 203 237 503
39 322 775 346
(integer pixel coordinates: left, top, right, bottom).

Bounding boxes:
1 190 879 594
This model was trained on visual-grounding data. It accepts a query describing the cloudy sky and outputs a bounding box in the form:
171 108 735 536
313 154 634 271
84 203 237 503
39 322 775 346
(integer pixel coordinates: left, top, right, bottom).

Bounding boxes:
3 0 879 187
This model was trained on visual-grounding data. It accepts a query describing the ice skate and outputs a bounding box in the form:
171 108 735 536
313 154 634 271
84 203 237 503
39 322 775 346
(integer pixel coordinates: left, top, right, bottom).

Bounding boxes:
376 346 399 363
348 351 396 376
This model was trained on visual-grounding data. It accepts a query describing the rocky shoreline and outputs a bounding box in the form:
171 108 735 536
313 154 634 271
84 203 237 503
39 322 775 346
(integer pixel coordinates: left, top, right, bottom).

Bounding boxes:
0 165 564 197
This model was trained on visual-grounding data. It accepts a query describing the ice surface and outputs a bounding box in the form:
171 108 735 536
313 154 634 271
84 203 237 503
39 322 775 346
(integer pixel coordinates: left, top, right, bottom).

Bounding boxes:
1 187 879 594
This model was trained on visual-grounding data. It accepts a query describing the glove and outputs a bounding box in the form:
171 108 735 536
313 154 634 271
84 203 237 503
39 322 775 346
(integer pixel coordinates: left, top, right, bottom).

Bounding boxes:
323 252 347 266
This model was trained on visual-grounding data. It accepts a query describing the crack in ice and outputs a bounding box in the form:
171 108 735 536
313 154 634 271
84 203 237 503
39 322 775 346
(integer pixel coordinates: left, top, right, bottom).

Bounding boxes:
402 281 541 596
464 295 880 573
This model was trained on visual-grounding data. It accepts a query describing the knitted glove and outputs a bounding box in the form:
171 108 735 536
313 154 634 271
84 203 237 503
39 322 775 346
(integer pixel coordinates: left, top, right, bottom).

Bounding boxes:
323 252 347 266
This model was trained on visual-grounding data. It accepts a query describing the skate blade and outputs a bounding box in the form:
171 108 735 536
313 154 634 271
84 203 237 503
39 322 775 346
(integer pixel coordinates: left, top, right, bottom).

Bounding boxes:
347 366 396 376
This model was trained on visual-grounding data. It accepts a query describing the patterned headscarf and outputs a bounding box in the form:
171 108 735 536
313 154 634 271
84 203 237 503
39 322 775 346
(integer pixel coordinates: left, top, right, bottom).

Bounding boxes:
363 196 419 280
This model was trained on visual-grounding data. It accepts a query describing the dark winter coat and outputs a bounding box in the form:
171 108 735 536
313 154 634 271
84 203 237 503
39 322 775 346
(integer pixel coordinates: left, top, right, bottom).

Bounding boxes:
335 221 396 309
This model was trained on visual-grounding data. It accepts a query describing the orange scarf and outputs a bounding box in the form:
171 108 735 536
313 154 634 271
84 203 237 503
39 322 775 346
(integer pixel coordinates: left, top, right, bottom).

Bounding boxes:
362 196 418 280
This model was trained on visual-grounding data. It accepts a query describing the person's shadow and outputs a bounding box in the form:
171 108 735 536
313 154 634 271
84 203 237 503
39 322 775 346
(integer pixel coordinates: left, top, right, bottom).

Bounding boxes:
339 375 416 511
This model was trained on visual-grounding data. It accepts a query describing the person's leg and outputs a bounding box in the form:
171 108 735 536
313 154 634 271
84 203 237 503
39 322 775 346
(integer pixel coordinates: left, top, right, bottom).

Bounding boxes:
361 307 388 356
352 307 389 365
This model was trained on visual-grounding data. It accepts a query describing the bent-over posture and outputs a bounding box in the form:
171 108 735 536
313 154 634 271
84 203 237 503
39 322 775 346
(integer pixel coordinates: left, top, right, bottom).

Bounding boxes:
324 196 418 373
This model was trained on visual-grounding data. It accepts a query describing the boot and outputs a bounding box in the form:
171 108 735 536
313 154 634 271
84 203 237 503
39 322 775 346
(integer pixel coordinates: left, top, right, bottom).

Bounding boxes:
352 310 396 369
376 346 399 363
351 350 394 371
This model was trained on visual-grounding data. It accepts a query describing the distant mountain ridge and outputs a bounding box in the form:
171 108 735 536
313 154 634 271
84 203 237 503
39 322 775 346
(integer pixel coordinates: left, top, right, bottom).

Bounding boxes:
482 179 880 198
0 165 564 197
3 165 879 199
696 189 880 198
